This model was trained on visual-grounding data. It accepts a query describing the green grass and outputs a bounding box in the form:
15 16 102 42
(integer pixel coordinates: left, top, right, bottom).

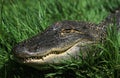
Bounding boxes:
0 0 120 78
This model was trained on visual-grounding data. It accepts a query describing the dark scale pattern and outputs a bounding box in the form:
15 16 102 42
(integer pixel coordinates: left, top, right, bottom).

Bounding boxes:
13 9 120 59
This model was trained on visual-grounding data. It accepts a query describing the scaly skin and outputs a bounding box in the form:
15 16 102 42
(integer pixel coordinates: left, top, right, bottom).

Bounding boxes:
12 10 120 69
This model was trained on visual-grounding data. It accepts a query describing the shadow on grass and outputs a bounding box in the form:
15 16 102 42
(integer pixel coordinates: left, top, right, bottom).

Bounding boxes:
0 59 55 78
0 60 78 78
0 57 120 78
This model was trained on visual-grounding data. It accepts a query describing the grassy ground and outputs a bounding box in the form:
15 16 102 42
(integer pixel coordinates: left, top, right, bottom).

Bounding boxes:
0 0 120 78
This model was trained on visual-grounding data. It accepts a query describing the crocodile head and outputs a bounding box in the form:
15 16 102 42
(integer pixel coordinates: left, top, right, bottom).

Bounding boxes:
12 9 120 69
12 21 104 69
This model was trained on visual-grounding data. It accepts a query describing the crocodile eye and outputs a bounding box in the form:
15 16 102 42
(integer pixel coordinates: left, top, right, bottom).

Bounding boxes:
60 29 84 36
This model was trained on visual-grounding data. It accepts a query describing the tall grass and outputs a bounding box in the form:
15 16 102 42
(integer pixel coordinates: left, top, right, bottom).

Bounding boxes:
0 0 120 78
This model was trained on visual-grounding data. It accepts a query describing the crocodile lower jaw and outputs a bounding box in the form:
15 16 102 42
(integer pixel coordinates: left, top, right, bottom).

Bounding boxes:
15 41 93 67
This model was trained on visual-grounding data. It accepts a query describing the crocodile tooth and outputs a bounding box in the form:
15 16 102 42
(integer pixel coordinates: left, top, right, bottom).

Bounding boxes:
41 57 44 60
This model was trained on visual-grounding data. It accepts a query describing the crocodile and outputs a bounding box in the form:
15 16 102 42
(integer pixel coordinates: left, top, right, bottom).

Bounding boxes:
12 10 120 69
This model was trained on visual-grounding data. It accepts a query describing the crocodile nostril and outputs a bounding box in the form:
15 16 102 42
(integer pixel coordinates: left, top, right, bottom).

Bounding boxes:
12 44 28 55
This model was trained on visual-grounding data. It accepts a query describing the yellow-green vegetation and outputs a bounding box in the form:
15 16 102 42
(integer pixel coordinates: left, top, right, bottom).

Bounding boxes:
0 0 120 78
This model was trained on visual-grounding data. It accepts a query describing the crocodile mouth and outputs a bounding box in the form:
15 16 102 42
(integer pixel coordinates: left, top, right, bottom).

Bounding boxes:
15 49 69 64
12 20 101 69
14 40 93 65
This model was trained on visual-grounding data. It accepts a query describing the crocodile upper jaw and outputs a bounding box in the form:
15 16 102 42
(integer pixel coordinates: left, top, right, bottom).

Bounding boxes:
14 40 93 69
